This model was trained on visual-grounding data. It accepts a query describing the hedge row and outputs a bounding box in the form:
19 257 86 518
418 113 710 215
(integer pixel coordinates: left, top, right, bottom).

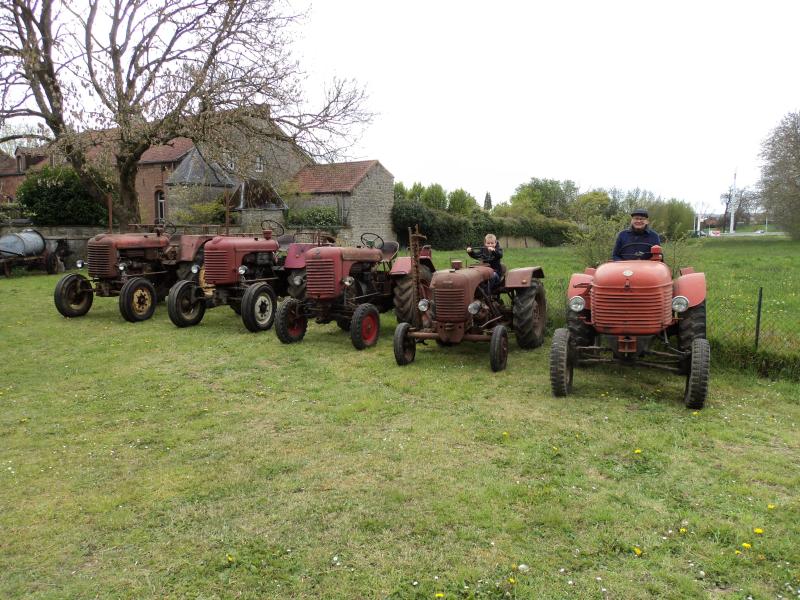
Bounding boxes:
286 206 340 229
391 200 574 249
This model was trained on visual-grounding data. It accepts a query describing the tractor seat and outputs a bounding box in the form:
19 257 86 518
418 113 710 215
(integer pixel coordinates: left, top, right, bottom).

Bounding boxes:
380 241 399 262
276 233 294 251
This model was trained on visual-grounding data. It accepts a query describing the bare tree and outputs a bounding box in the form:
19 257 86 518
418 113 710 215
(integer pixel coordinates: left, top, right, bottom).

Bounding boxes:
759 111 800 239
1 0 371 223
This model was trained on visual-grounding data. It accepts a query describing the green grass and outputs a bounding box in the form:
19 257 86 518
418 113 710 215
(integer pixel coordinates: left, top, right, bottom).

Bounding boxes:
1 241 799 599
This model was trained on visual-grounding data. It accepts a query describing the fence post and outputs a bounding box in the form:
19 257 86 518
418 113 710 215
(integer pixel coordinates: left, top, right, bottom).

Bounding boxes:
755 287 763 350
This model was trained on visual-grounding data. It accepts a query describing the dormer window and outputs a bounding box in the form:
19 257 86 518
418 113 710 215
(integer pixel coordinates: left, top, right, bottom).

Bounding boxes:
255 155 264 173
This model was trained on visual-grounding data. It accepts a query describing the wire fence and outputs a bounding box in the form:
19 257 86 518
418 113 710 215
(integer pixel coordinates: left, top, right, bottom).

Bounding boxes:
542 279 800 380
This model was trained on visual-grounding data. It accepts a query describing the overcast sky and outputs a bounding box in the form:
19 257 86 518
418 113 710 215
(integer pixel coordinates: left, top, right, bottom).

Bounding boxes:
294 0 800 214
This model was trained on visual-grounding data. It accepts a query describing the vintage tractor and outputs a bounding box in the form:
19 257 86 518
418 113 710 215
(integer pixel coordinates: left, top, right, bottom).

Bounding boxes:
53 221 213 322
549 244 710 408
393 243 547 371
274 230 434 349
166 221 335 332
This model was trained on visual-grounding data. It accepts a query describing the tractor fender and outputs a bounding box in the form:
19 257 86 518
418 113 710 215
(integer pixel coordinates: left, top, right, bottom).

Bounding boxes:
673 272 706 307
390 256 435 277
504 266 544 288
568 273 594 310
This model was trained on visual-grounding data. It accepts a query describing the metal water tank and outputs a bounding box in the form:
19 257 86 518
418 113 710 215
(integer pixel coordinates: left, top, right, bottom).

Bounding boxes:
0 229 46 257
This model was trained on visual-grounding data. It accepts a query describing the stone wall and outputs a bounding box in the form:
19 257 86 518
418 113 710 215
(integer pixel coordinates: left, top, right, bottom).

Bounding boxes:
348 163 394 242
239 208 286 233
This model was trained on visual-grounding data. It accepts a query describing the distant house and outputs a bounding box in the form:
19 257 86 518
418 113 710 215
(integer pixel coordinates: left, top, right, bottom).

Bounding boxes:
0 129 395 243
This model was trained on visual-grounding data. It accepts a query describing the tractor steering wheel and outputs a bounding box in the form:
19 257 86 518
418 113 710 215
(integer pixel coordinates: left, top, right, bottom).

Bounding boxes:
360 232 384 249
261 219 285 236
155 218 177 235
617 242 654 260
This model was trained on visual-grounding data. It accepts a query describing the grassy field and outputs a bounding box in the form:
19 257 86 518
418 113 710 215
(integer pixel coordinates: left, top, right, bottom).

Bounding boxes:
1 240 799 599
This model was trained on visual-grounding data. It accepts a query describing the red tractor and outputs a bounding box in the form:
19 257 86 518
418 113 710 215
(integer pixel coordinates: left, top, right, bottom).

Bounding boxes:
166 221 335 332
274 231 435 349
550 244 710 408
53 222 213 322
393 243 547 371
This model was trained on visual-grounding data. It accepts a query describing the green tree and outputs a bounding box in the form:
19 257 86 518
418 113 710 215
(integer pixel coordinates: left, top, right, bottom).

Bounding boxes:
647 198 696 240
447 188 477 215
759 111 800 239
508 177 578 219
569 189 613 223
407 182 425 202
421 183 447 210
17 166 109 226
394 181 408 202
483 191 492 211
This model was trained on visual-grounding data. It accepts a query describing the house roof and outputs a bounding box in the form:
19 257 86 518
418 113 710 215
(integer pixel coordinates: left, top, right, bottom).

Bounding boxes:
0 151 16 175
166 147 236 187
139 137 194 164
291 160 382 194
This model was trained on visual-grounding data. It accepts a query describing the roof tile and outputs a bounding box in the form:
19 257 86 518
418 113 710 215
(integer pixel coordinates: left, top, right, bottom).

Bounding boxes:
291 160 379 194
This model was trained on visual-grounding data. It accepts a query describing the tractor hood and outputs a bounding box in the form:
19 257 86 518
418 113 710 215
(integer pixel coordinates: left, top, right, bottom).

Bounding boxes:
89 232 170 250
594 260 672 289
431 264 493 290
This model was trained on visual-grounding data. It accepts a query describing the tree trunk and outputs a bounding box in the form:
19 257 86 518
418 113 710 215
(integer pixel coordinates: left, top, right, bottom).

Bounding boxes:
117 157 142 225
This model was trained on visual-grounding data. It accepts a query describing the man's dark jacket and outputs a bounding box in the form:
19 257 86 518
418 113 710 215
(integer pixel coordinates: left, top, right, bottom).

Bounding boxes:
612 227 662 261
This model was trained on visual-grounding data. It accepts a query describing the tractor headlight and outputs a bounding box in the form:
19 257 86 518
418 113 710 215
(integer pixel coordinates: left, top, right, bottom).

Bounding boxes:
418 299 430 312
672 296 690 313
568 295 586 312
343 276 355 287
292 274 304 286
76 259 85 269
118 262 127 272
238 265 248 275
467 300 482 315
190 264 200 274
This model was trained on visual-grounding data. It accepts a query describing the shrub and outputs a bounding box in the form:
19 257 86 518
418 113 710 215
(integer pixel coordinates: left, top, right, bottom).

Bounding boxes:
16 166 109 226
286 205 339 228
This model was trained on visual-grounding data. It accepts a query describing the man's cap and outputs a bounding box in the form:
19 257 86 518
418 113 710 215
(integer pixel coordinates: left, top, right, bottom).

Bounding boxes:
631 208 649 217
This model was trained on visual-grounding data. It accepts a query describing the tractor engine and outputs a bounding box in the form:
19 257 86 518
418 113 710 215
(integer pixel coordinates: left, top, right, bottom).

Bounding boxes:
305 246 382 301
429 264 493 324
203 235 279 286
87 233 169 278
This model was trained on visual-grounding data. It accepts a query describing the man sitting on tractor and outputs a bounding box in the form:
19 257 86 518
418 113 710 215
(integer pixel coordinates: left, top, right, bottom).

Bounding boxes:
468 233 504 294
612 208 662 261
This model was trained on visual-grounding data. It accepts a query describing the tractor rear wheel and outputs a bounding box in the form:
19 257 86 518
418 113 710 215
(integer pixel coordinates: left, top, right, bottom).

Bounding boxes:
393 322 416 365
489 325 509 372
288 268 306 299
393 265 433 324
567 309 593 347
119 277 157 322
550 328 574 397
167 280 206 327
684 337 710 409
241 282 277 332
54 273 94 318
513 282 546 349
351 303 380 350
275 298 307 343
45 252 60 274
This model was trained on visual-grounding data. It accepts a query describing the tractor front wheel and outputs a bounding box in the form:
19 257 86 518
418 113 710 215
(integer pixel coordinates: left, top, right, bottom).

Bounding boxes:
684 337 710 409
351 303 380 350
550 328 574 397
489 325 509 372
275 298 307 343
167 280 206 327
567 309 593 347
54 273 94 318
241 282 277 332
393 322 416 365
393 265 433 324
119 277 157 322
513 282 546 349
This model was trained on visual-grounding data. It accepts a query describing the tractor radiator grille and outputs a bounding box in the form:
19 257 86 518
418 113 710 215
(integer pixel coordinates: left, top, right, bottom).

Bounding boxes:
307 259 337 297
591 285 673 332
203 249 230 284
433 288 466 322
87 243 115 277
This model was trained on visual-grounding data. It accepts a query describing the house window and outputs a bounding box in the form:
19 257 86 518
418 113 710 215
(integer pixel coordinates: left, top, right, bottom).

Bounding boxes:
155 190 165 221
255 155 264 173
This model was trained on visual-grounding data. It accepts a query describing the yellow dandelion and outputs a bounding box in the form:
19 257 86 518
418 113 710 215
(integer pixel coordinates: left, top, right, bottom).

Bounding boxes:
692 411 700 415
435 594 444 599
226 553 234 563
552 446 559 452
679 527 687 534
741 543 751 549
754 528 763 535
768 504 776 510
508 577 516 584
634 449 642 454
633 546 642 556
502 431 509 437
735 550 742 555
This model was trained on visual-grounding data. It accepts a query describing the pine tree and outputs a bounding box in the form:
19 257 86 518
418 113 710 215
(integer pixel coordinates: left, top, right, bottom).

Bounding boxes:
484 191 492 211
